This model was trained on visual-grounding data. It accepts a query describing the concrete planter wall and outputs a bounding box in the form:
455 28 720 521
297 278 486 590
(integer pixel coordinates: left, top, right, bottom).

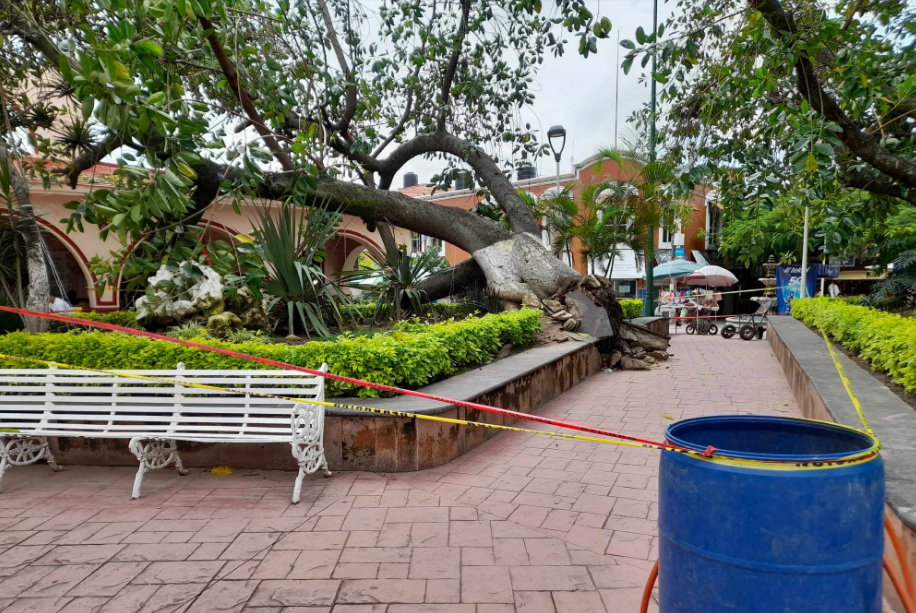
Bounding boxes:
768 317 916 610
51 340 601 473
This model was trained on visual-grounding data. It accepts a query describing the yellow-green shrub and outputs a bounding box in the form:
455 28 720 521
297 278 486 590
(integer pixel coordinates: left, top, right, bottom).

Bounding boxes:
67 310 140 328
0 309 542 397
792 297 916 393
620 299 643 319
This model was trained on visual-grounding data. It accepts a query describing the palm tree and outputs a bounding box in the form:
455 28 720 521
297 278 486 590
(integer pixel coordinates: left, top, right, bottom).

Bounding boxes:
589 140 692 278
537 186 578 267
569 180 649 279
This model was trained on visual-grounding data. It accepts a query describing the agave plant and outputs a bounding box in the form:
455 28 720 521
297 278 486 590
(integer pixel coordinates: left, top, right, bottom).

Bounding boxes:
251 203 347 338
342 248 449 321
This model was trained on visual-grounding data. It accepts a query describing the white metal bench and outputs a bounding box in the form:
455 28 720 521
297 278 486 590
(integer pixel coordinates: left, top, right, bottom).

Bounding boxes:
0 363 331 503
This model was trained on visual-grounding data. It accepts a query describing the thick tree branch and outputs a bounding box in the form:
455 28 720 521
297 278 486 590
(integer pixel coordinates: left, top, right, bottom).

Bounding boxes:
844 170 916 206
0 0 74 70
317 0 357 136
198 16 295 171
375 132 540 235
61 132 125 188
438 0 470 131
752 0 916 191
415 257 486 301
376 221 399 257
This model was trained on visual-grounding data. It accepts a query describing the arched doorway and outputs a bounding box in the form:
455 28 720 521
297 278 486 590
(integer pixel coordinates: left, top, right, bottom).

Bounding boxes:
323 231 384 296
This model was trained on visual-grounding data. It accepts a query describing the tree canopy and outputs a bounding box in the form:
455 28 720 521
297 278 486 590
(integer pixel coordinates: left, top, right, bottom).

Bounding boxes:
622 0 916 213
1 0 615 304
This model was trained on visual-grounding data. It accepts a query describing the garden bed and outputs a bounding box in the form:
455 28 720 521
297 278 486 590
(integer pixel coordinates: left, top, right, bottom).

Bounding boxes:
790 297 916 396
0 309 542 398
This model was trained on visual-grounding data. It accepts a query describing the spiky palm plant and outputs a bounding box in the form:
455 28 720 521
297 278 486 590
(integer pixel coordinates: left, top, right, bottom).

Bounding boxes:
251 203 347 338
341 248 449 321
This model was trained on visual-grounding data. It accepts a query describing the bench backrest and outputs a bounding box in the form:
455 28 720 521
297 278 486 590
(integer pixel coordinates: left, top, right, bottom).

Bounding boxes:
0 363 327 442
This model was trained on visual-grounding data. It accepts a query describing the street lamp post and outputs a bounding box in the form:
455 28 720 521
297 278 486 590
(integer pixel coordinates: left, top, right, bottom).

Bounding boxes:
547 124 568 264
643 0 659 317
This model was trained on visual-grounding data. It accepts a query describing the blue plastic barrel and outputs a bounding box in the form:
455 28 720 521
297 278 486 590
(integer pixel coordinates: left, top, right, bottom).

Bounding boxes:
659 416 884 613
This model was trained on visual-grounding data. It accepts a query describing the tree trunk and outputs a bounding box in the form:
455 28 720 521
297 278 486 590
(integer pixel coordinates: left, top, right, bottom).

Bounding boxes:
0 139 50 333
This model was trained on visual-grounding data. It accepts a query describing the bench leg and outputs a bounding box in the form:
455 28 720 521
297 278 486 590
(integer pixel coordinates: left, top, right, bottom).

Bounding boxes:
0 437 61 492
129 439 189 500
0 440 8 493
291 403 331 504
41 439 62 473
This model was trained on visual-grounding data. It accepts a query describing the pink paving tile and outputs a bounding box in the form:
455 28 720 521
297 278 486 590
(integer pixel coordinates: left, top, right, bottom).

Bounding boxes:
59 596 110 612
516 591 557 613
333 563 379 579
95 583 159 612
287 549 341 579
35 545 125 565
67 562 148 596
251 550 300 579
336 579 427 604
20 563 99 597
605 531 653 560
131 560 225 584
460 566 513 603
447 521 492 547
425 578 460 603
273 532 347 551
411 523 449 547
524 538 571 565
247 579 341 607
509 566 594 591
114 544 198 562
387 606 473 613
461 547 495 566
5 597 73 612
135 583 206 612
186 579 259 612
553 590 608 613
409 547 460 579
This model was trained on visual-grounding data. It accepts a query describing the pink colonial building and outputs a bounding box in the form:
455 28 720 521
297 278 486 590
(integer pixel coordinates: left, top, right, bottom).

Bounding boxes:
22 154 718 310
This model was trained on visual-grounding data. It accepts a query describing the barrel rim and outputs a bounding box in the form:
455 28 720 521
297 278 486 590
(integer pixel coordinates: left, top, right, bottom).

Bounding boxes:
665 415 875 462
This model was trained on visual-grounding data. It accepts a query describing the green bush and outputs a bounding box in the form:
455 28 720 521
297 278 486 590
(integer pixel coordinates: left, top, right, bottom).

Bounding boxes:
0 309 542 398
620 299 643 319
340 301 481 322
68 310 140 328
792 297 916 393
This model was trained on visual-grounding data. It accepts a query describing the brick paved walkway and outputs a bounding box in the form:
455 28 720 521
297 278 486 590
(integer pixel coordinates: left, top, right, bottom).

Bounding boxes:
0 333 800 612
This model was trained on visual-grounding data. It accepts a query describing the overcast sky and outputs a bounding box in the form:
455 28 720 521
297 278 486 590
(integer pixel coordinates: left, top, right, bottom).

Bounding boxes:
398 0 678 187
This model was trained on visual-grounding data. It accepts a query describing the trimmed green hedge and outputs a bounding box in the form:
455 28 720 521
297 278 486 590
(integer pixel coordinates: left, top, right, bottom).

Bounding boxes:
0 309 541 397
340 301 482 322
620 299 643 319
67 310 140 328
792 297 916 393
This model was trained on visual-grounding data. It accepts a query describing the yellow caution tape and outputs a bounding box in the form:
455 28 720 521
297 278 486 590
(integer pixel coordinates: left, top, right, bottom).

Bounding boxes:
820 330 875 438
0 353 880 471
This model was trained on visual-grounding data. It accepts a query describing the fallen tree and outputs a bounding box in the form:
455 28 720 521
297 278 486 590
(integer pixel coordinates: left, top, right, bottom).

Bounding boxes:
0 0 621 307
2 0 672 364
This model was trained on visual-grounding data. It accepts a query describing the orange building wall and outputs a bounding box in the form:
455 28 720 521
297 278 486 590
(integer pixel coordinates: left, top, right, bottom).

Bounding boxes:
412 158 709 277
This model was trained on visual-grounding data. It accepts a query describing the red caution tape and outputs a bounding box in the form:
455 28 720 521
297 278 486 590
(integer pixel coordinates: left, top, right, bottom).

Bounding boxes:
0 305 687 452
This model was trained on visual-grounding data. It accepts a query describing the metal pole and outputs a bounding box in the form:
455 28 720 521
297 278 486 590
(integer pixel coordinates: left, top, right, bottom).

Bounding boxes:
556 159 568 267
614 31 620 151
642 0 658 317
800 205 810 298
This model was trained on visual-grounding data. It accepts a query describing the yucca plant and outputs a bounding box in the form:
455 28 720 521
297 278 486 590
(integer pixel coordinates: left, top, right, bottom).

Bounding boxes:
251 203 347 338
341 248 449 321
